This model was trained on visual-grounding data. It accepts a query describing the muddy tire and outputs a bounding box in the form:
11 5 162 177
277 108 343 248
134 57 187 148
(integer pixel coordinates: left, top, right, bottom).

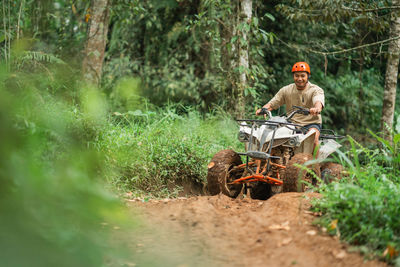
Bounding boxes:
249 182 272 200
321 163 343 183
207 149 243 198
283 153 321 192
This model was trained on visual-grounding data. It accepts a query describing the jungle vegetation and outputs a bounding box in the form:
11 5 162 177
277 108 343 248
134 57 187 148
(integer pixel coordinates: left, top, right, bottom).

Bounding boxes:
1 0 400 265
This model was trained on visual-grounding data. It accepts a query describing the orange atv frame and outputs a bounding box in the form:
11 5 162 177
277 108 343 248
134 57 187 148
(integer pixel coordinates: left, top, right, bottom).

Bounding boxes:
228 160 285 186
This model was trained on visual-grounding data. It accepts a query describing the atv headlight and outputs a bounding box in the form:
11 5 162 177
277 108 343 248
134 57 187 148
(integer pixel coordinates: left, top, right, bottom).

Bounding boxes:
287 136 300 146
238 131 249 142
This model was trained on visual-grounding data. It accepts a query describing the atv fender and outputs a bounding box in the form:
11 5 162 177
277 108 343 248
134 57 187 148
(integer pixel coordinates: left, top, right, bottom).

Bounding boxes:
294 129 316 155
317 139 342 160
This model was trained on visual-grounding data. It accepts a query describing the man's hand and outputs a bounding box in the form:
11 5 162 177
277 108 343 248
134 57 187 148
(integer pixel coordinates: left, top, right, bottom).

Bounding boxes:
309 107 321 116
256 104 272 115
309 102 323 116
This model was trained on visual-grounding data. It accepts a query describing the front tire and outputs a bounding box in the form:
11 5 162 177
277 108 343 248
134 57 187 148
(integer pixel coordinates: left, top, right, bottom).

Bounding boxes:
283 153 321 192
207 149 243 198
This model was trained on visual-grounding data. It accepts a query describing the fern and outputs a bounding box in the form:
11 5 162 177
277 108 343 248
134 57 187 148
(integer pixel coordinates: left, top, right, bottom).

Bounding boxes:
21 51 66 64
13 51 67 70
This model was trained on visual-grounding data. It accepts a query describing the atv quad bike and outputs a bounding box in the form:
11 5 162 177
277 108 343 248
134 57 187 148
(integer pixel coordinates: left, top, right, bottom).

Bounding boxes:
207 106 344 200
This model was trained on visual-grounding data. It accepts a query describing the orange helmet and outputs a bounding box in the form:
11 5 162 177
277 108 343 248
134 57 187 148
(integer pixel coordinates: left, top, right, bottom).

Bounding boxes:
292 62 310 74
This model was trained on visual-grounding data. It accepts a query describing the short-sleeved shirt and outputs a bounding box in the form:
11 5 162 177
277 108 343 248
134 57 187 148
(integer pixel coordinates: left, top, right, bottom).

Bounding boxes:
267 82 325 126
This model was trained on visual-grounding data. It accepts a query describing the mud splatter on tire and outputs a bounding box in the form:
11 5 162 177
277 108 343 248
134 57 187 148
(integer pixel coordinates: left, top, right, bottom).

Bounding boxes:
321 162 343 183
207 149 243 197
283 153 321 192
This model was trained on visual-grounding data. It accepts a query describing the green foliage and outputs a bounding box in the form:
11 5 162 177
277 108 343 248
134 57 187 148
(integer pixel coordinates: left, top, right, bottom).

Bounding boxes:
2 0 398 134
0 66 133 266
104 0 275 111
313 68 384 132
276 0 389 57
5 1 400 264
313 127 400 263
1 0 88 62
95 107 242 198
108 77 145 112
14 50 67 70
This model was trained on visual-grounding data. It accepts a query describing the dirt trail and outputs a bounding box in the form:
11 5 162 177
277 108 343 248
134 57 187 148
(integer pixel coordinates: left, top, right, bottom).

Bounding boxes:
125 193 386 267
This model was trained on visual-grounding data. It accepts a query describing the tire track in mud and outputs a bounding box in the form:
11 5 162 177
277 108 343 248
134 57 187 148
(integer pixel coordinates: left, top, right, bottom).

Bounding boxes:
125 193 386 267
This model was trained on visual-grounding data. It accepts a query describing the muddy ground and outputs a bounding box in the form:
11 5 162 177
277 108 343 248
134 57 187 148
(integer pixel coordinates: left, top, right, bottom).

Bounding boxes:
119 193 386 267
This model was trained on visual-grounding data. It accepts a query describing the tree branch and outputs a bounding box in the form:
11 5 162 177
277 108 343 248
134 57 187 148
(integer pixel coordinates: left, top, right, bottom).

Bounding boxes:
279 4 400 14
342 5 400 12
276 35 400 56
311 36 400 55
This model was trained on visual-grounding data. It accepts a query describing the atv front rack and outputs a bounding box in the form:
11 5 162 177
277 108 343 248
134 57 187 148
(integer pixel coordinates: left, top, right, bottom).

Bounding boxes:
228 158 285 186
233 119 287 186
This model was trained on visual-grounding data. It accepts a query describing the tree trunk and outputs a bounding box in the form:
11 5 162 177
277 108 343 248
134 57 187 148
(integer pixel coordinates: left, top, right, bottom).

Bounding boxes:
381 0 400 141
236 0 252 117
82 0 110 86
229 0 239 102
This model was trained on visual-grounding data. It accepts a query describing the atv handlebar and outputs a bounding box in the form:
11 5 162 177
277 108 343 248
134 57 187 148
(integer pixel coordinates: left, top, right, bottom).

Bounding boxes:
258 107 272 118
292 105 310 115
286 106 310 121
236 119 301 128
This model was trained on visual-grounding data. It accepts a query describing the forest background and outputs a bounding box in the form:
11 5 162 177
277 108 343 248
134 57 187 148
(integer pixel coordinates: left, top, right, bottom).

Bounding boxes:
1 0 400 266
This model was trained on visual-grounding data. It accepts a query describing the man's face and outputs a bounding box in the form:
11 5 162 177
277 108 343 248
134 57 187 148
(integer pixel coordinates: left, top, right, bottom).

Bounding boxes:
293 71 308 90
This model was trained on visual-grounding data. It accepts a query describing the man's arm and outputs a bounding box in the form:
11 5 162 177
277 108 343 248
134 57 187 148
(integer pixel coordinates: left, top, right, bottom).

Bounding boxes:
309 101 323 116
310 86 324 116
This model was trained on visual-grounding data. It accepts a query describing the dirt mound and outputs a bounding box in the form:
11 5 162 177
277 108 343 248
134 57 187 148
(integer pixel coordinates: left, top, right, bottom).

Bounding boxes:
125 193 386 267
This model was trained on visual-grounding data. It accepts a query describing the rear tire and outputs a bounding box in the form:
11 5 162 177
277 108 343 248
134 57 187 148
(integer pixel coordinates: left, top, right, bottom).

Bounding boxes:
249 182 272 200
321 163 343 183
207 149 243 198
283 153 321 192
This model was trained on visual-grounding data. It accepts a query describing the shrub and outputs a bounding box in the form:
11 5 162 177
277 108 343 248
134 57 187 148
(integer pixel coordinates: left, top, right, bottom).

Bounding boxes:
313 123 400 264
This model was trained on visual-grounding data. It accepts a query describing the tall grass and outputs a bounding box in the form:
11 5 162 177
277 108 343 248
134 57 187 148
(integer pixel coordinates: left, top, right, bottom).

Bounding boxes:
95 107 242 198
313 121 400 264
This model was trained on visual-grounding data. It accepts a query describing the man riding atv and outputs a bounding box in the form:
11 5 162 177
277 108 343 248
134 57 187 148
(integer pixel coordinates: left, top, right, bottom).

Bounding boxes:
206 61 343 200
256 62 324 155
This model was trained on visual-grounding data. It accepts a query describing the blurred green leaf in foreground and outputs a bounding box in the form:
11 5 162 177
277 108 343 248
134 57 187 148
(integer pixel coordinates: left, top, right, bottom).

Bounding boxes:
0 64 130 267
